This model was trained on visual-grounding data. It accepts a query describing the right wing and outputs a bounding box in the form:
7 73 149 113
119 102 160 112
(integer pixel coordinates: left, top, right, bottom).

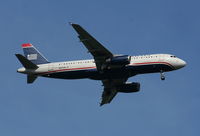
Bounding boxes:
101 87 118 106
100 78 128 106
71 23 113 71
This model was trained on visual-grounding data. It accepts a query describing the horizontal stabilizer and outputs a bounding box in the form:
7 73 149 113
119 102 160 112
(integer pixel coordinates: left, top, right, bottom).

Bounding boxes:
27 75 37 84
15 54 38 69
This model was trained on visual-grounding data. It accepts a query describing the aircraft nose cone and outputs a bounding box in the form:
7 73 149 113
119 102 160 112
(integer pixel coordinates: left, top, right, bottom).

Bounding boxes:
182 60 187 67
176 59 187 69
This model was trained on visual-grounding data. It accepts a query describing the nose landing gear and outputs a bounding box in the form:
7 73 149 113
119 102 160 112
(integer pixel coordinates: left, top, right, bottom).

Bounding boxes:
160 70 165 80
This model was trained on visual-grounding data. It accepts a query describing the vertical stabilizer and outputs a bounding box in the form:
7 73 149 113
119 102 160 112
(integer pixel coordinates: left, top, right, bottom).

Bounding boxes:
22 43 49 65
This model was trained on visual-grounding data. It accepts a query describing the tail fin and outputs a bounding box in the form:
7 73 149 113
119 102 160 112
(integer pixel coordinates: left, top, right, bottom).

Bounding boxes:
22 43 49 65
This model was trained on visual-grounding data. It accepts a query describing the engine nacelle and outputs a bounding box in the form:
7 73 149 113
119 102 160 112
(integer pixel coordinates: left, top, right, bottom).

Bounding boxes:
117 82 140 93
106 55 131 65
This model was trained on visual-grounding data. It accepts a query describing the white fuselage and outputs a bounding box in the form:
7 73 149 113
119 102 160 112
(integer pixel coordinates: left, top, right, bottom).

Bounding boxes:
17 54 186 80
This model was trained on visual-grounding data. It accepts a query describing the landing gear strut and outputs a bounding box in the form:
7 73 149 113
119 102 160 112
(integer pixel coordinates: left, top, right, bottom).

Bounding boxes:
160 70 165 80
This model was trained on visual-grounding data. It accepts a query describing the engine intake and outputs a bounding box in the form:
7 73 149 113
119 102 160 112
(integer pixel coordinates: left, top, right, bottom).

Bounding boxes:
106 55 131 65
117 82 140 93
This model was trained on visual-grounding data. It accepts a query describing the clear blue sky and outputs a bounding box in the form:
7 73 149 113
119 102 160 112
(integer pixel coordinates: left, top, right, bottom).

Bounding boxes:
0 0 199 136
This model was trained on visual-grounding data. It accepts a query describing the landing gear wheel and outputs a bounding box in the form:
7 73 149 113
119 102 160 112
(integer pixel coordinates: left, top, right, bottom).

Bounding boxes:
161 76 165 80
160 71 165 81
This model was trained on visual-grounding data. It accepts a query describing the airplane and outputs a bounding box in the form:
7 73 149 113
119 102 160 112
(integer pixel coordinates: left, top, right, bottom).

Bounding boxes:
16 23 187 106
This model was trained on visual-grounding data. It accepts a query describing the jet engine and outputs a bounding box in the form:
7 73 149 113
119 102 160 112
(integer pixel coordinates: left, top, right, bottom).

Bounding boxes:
106 55 131 65
117 82 140 93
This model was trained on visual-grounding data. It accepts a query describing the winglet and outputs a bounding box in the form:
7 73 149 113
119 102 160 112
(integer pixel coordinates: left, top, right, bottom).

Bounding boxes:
69 23 80 28
68 22 73 25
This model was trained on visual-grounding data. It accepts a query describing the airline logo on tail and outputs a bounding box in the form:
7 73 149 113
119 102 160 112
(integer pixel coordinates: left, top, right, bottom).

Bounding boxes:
27 54 37 60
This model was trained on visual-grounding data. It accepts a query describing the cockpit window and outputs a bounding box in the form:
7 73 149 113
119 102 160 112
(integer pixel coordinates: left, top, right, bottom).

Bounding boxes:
170 55 176 58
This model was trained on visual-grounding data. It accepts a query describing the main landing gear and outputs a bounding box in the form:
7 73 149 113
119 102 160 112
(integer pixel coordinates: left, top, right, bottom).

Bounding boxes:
160 70 165 80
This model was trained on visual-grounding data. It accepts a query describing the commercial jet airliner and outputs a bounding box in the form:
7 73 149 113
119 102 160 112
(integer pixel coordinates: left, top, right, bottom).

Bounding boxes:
16 23 186 106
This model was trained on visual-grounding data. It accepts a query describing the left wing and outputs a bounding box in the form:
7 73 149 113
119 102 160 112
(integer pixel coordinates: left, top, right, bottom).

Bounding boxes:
100 78 127 106
71 23 113 71
71 23 128 106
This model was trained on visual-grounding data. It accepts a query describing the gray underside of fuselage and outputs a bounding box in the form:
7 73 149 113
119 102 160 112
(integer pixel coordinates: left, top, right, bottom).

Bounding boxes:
41 64 173 80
